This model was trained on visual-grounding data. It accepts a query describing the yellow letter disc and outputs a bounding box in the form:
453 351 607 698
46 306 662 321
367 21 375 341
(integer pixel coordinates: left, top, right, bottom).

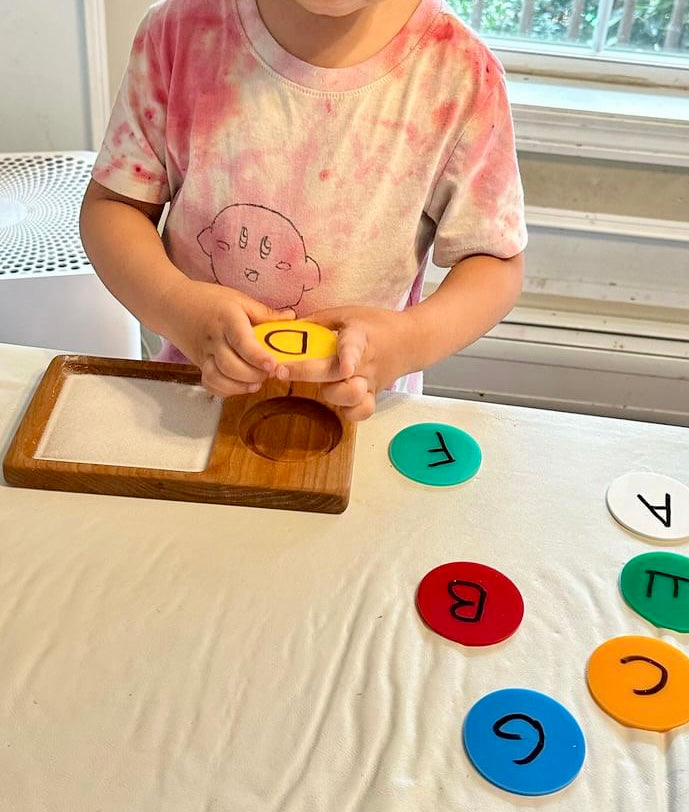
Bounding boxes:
253 320 338 362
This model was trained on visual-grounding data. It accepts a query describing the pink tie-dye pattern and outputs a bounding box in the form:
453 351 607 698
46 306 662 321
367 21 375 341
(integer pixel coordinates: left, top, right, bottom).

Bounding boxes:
93 0 526 384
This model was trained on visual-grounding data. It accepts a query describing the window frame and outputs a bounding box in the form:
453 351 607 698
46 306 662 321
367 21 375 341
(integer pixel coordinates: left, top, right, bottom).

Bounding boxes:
506 71 689 167
83 0 111 150
493 42 689 90
448 0 689 91
446 3 689 168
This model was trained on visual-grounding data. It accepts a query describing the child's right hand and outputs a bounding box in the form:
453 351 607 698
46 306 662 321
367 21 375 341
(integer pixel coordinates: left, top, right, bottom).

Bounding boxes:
166 280 295 398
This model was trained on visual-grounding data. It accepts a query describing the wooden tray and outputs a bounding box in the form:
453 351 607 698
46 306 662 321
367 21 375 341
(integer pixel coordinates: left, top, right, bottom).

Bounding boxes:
3 355 356 514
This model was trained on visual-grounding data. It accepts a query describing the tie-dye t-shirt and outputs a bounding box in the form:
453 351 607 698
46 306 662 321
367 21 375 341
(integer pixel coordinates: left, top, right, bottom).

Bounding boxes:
93 0 527 393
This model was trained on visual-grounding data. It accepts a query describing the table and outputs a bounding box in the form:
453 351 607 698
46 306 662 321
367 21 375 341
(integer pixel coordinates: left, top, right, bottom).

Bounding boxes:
1 342 688 811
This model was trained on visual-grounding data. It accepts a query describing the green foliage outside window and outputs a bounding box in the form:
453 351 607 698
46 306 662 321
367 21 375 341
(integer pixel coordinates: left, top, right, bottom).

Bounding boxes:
445 0 688 53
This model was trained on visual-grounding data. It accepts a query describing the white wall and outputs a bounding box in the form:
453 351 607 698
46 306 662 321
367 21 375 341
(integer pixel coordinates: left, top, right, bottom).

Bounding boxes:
105 0 152 102
0 0 91 152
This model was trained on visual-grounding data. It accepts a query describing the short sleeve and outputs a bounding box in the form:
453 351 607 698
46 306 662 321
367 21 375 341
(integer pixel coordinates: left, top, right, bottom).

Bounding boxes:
428 76 527 268
92 10 170 204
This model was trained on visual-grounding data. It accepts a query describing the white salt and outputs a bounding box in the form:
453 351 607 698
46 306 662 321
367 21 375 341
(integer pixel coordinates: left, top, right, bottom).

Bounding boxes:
35 374 222 472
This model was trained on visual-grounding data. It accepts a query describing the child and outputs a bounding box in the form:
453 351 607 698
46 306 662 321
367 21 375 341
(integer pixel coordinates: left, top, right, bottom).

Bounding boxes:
80 0 527 421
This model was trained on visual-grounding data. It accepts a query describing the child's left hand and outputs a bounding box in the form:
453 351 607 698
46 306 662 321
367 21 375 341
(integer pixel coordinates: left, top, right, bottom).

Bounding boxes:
275 306 416 421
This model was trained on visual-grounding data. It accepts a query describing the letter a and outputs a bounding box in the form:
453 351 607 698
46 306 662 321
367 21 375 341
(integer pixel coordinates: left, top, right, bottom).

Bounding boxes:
637 493 672 528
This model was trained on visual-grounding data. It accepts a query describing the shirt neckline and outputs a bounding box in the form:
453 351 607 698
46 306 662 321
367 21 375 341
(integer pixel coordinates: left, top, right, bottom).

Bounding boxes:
235 0 444 92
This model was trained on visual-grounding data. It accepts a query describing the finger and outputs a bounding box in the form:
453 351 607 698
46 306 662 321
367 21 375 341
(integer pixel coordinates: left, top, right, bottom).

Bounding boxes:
319 376 369 408
225 323 278 374
200 356 263 398
212 342 269 384
245 299 297 325
274 326 365 383
304 307 349 330
275 355 342 383
341 392 377 422
335 325 366 379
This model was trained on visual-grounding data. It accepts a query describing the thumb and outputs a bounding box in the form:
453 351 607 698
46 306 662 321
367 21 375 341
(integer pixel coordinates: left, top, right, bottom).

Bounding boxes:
335 324 366 379
303 307 347 331
248 302 297 325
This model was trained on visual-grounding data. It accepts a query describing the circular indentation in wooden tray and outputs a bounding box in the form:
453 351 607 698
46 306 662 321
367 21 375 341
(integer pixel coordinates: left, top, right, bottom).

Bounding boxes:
239 397 343 462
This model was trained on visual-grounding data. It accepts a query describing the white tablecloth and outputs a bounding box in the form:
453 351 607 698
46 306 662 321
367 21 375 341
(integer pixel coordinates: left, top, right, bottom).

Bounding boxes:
1 342 688 811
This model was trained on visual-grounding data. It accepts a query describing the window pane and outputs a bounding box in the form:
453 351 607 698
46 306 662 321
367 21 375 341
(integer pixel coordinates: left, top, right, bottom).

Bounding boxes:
446 0 689 56
446 0 599 48
606 0 689 54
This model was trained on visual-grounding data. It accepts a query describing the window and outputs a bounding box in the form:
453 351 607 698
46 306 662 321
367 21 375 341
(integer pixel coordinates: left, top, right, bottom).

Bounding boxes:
446 0 689 87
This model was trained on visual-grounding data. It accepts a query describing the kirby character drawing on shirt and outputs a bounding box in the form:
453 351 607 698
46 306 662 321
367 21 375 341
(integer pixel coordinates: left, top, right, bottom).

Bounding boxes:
197 203 321 313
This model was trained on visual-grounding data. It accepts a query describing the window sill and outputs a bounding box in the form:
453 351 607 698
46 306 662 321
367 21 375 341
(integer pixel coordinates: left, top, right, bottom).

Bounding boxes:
507 74 689 167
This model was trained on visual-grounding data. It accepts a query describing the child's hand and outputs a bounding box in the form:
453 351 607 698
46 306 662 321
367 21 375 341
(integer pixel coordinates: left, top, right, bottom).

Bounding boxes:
168 280 295 397
276 306 415 421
